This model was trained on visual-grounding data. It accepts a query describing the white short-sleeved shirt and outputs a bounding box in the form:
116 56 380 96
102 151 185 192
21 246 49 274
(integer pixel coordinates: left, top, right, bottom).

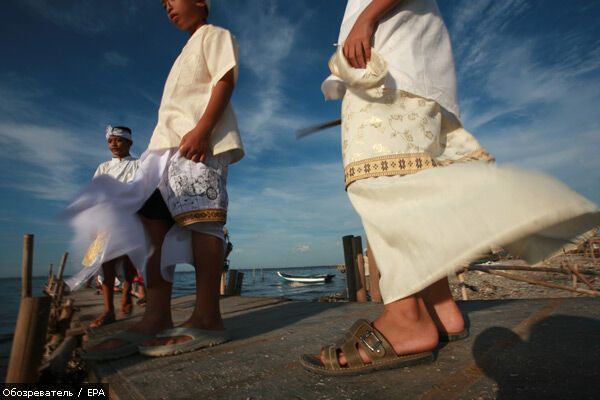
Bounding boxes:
93 156 139 183
322 0 460 119
148 24 244 164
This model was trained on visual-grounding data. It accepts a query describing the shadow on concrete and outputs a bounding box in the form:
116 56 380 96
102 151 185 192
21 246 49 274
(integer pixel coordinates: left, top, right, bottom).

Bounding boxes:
473 315 600 399
88 300 346 374
223 301 345 341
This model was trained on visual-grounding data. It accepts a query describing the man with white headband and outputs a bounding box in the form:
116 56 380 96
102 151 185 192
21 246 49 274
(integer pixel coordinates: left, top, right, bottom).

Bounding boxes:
87 125 139 328
94 125 138 182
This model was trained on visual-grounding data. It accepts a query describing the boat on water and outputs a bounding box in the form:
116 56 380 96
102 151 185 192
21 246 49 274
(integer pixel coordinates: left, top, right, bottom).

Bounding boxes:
276 271 335 284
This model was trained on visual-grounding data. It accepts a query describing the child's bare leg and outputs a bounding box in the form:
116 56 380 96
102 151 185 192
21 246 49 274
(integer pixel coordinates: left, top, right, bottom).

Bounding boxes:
93 217 174 349
421 277 465 335
120 257 136 315
135 216 174 331
322 292 438 366
145 231 224 346
90 260 117 328
187 232 225 329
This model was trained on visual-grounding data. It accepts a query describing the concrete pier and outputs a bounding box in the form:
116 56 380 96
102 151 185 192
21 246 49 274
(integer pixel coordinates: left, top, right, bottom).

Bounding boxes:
71 289 600 400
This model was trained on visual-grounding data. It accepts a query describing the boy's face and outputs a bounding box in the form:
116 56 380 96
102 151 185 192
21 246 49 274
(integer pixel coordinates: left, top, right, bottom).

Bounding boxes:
162 0 208 32
107 136 132 158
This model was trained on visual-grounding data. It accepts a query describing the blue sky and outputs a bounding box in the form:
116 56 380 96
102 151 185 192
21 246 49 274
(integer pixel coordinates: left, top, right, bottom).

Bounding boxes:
0 0 599 278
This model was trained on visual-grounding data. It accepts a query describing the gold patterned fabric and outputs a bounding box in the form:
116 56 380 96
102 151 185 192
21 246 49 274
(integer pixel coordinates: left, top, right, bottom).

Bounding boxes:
341 88 493 188
344 153 437 188
174 209 227 226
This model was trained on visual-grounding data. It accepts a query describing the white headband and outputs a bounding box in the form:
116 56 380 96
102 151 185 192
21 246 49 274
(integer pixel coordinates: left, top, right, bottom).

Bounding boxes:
105 125 132 141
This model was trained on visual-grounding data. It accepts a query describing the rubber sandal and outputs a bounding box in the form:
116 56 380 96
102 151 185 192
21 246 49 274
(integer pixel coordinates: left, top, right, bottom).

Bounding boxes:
89 312 116 329
439 328 469 342
138 327 230 357
83 331 151 361
300 319 434 376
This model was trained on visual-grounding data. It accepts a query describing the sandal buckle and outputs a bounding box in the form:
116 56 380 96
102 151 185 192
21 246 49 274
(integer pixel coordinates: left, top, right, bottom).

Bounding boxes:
359 330 383 354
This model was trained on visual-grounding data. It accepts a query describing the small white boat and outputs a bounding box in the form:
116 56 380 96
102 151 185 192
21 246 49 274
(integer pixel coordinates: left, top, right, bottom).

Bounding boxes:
277 271 334 284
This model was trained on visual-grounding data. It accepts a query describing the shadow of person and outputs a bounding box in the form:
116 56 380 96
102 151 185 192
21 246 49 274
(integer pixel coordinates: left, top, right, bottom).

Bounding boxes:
473 315 600 399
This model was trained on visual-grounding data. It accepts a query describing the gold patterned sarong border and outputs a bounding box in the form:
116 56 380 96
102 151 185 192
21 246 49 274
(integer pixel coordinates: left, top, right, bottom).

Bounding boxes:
174 208 227 226
345 153 437 189
344 150 496 189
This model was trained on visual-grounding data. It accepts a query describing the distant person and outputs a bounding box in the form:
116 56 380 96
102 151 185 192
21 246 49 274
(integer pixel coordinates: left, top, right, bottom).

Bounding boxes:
74 0 244 360
89 125 139 328
132 273 147 305
300 0 600 375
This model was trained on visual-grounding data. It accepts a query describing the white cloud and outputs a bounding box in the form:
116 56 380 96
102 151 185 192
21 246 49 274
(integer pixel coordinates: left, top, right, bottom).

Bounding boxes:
0 122 104 201
294 244 311 253
104 51 130 67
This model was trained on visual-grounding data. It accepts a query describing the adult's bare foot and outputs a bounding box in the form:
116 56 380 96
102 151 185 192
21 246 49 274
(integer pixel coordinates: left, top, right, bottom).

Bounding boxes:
422 277 465 335
141 314 225 347
320 295 438 367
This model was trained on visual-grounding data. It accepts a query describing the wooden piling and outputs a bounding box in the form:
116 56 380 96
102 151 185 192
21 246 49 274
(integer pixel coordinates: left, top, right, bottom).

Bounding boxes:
353 236 367 303
235 272 244 295
57 252 68 281
367 242 382 303
6 292 51 383
226 270 238 296
342 235 358 302
21 234 33 298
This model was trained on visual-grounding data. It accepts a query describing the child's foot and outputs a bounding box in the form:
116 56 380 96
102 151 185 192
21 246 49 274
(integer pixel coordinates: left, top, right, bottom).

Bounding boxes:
425 299 465 337
141 316 224 347
89 311 116 329
120 302 133 317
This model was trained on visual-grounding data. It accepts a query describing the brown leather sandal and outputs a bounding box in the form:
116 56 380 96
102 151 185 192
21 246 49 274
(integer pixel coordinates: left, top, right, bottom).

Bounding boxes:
300 319 434 376
89 312 116 329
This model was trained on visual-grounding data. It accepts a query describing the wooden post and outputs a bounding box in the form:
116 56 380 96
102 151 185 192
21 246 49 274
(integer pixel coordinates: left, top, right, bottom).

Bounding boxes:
21 234 34 298
226 270 238 296
57 252 69 281
5 296 51 383
353 236 367 302
342 235 358 302
367 242 382 303
235 272 244 295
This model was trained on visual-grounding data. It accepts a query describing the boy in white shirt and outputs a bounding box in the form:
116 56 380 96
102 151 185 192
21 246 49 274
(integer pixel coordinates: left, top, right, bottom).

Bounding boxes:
83 0 244 359
301 0 600 375
90 125 139 328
